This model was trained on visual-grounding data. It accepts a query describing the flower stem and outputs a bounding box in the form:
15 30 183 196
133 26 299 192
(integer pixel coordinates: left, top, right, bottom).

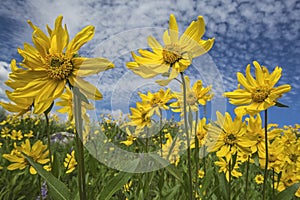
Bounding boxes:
244 156 250 200
262 109 268 200
194 111 199 187
159 108 163 157
180 72 193 200
228 159 232 200
45 113 52 169
73 87 87 200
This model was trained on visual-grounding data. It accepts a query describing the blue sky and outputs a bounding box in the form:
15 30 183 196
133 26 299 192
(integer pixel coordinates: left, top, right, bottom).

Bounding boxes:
0 0 299 126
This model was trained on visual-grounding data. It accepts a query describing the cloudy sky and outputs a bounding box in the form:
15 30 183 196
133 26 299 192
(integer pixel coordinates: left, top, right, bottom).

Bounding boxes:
0 0 299 126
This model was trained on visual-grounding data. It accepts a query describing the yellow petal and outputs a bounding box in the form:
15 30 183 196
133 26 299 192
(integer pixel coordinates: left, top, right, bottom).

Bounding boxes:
169 14 178 43
73 57 114 76
69 76 102 100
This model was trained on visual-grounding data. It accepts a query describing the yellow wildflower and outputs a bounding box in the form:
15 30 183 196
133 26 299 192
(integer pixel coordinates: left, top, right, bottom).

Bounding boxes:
127 14 214 86
224 61 291 116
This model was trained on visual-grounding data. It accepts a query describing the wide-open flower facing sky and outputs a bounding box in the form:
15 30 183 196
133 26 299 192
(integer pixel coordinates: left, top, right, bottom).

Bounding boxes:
0 0 299 126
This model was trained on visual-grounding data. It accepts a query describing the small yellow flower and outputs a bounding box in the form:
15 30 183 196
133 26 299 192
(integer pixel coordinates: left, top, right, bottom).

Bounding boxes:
171 76 213 113
1 127 10 139
214 157 242 182
198 169 205 179
24 130 34 138
120 127 139 146
254 174 264 184
64 150 77 174
10 130 23 140
128 102 151 128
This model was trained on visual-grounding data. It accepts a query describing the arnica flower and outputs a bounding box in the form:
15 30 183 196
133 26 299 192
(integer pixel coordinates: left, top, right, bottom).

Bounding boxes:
128 102 152 128
56 86 94 122
223 61 291 116
161 133 183 166
2 139 49 174
206 112 250 161
239 114 280 159
171 76 213 113
254 174 264 184
120 127 139 146
214 157 242 182
2 16 114 114
138 88 174 117
127 14 214 86
10 130 23 140
64 150 77 174
190 117 209 148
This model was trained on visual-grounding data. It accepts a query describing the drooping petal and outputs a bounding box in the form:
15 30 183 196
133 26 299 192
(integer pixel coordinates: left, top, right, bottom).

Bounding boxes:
73 57 114 77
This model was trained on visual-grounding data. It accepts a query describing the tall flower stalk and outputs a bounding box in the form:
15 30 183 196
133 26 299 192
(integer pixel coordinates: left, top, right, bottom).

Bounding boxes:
180 72 193 199
262 109 268 200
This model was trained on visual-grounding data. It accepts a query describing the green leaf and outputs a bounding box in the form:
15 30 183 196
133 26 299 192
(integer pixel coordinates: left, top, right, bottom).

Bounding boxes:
98 172 134 200
274 182 300 200
148 154 183 183
24 155 71 200
73 87 89 104
274 101 289 108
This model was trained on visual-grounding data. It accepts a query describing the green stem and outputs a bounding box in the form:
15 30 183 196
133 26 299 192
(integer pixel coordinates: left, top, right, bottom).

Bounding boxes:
272 169 275 199
180 72 193 200
73 87 87 200
262 109 268 200
159 108 163 157
45 113 52 169
228 159 232 200
194 111 199 188
245 156 250 200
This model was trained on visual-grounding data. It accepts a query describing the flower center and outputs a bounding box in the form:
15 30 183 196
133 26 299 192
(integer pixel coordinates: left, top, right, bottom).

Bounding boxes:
150 94 161 107
186 92 197 105
162 44 182 64
225 133 236 145
45 54 73 80
252 88 269 103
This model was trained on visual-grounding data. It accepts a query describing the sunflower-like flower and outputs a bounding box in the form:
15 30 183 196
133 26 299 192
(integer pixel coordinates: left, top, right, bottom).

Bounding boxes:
214 157 242 182
239 114 280 158
128 102 151 128
127 14 214 86
2 139 49 174
138 88 174 117
64 150 77 174
171 76 213 113
56 86 94 122
190 117 210 148
254 174 264 184
206 112 250 161
224 61 291 116
2 16 114 114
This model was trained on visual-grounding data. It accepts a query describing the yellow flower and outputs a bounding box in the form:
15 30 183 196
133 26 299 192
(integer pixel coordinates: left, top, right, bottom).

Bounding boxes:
24 130 34 138
56 86 94 122
2 16 114 114
1 127 11 139
120 127 138 146
214 157 242 182
128 102 151 128
2 139 49 174
171 76 213 113
10 130 23 140
138 88 174 117
206 112 250 161
127 14 214 86
161 133 183 166
239 114 279 159
224 61 291 116
64 150 77 174
198 169 205 179
254 174 264 184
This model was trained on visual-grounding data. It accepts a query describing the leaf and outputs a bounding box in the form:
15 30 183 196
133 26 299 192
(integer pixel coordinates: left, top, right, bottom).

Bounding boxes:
274 182 300 200
274 101 289 108
24 155 71 200
73 87 89 104
148 154 183 183
98 172 134 200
